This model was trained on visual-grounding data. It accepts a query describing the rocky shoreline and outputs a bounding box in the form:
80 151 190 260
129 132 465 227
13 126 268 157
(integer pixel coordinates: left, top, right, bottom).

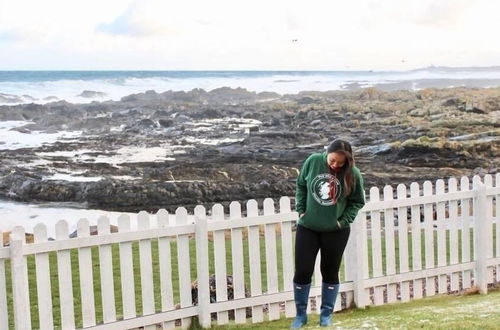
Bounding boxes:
0 86 498 213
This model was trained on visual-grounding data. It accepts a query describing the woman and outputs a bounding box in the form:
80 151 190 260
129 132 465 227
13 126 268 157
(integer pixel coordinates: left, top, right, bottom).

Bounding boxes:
291 139 365 329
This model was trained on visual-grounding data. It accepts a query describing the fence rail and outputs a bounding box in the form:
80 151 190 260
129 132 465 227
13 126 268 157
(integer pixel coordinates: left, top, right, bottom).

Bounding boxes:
0 173 499 329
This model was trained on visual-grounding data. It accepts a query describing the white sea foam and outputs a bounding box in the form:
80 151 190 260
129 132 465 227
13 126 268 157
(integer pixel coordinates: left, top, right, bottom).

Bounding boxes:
2 70 500 105
36 146 177 166
184 137 245 145
111 175 142 180
3 116 257 175
35 149 96 158
40 173 145 182
0 121 83 150
41 173 103 182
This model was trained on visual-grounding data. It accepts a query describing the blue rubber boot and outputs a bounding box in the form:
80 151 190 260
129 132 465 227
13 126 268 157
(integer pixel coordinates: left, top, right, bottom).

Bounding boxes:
290 282 311 329
319 282 339 327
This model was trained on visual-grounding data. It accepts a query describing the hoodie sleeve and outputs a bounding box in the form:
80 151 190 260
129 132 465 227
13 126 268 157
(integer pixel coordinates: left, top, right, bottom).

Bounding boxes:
295 155 311 214
337 168 366 228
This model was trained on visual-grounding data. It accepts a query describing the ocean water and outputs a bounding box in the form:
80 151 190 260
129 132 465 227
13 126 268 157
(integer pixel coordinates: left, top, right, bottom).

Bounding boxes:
2 68 500 105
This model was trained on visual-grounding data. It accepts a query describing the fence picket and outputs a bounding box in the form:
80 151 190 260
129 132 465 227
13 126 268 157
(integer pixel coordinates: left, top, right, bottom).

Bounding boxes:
97 216 116 323
246 200 263 323
212 204 229 325
370 187 384 305
230 202 246 324
312 195 322 313
279 197 295 317
460 177 472 289
423 181 436 297
118 214 136 321
157 209 175 329
473 176 488 293
383 185 397 303
0 231 8 330
176 207 192 329
34 223 54 330
447 178 459 291
311 191 322 312
484 174 495 283
55 220 75 329
397 184 410 302
343 221 355 281
345 291 354 310
77 219 96 327
361 211 370 305
138 211 155 330
263 198 280 320
11 226 31 330
349 210 368 309
344 221 355 284
410 182 423 299
312 251 321 314
496 173 500 283
194 206 211 328
436 180 447 294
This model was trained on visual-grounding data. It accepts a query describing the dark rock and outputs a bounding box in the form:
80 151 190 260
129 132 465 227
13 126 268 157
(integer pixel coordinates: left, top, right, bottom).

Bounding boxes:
159 119 174 128
0 86 498 213
21 95 36 101
0 93 23 104
255 131 297 139
269 117 281 126
357 143 392 155
78 90 108 98
201 108 222 118
10 126 31 134
297 96 315 105
138 118 156 128
69 224 119 238
190 275 252 320
294 110 308 120
153 109 171 117
245 126 260 133
442 98 464 107
471 106 487 114
257 91 280 99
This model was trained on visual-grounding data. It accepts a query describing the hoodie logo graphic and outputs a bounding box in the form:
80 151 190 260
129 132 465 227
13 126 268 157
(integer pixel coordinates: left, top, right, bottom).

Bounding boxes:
311 173 342 206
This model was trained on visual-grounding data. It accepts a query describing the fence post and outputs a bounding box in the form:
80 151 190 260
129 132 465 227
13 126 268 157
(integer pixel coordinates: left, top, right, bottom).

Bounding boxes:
473 180 488 294
10 227 31 330
350 213 367 308
194 206 211 328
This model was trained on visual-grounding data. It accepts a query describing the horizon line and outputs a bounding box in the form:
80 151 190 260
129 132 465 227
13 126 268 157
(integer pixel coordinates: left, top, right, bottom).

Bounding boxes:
1 65 500 72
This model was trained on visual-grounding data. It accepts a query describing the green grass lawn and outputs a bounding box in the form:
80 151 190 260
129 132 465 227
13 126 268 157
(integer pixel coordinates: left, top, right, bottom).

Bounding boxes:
2 223 497 328
206 287 500 329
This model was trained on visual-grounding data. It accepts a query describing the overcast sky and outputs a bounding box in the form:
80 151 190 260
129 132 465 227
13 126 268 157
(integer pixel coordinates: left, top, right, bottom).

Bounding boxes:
0 0 499 70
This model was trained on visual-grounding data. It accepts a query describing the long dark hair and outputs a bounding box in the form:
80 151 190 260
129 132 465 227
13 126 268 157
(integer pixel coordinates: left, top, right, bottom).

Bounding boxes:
326 139 355 196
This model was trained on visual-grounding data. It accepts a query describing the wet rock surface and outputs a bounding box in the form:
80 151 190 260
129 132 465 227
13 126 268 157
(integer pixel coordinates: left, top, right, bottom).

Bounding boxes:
0 87 498 212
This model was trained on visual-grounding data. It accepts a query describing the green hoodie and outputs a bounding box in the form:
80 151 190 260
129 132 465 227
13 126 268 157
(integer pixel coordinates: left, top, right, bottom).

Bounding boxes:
295 152 366 232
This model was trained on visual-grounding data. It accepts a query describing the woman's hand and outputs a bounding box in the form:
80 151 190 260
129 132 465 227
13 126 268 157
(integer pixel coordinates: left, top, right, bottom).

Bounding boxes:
299 213 305 218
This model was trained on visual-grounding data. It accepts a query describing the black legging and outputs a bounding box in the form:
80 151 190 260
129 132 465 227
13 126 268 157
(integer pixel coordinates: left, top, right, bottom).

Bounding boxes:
293 224 350 285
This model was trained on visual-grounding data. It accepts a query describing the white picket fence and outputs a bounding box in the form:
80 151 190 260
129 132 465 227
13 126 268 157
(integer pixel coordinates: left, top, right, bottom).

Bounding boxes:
0 173 499 329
